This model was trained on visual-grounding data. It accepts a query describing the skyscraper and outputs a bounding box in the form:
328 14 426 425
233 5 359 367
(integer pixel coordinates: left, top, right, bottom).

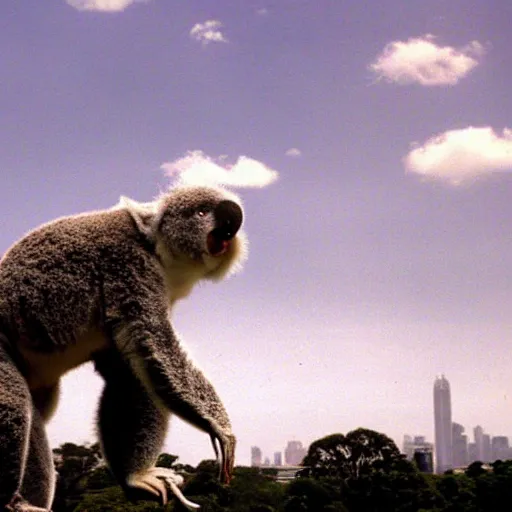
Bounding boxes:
434 375 452 473
452 422 468 468
474 425 484 461
251 446 262 467
492 436 510 461
284 441 307 466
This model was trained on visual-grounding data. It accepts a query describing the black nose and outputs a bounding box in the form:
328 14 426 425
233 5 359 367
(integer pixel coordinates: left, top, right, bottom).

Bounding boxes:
213 200 243 240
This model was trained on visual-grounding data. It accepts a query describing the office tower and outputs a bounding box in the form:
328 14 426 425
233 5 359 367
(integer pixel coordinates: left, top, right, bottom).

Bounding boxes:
284 441 307 466
474 425 484 461
274 451 283 466
251 446 262 467
452 422 468 468
491 436 510 461
434 375 453 472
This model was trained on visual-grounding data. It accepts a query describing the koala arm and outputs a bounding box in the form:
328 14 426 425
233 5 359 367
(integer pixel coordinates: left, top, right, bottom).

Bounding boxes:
111 294 235 483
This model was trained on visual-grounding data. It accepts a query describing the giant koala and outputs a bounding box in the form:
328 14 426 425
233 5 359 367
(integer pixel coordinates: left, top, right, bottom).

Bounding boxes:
0 184 247 511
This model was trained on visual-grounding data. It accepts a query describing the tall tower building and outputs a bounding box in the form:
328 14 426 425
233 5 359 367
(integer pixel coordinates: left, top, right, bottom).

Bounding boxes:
434 375 453 473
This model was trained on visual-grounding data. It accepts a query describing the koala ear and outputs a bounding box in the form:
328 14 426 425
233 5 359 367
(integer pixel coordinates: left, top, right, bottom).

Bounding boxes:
118 196 158 239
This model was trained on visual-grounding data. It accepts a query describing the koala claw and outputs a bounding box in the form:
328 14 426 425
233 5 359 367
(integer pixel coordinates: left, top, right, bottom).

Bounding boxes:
128 467 200 510
6 494 50 512
153 468 200 510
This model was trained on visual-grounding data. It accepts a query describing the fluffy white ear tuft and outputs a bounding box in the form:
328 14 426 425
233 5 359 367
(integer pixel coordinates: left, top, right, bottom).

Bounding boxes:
118 196 158 239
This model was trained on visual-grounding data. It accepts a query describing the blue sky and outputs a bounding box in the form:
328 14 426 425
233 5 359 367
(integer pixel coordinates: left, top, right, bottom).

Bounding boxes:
2 0 512 465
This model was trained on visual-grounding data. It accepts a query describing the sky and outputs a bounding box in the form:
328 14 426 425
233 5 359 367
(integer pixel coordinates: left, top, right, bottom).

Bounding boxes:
1 0 512 466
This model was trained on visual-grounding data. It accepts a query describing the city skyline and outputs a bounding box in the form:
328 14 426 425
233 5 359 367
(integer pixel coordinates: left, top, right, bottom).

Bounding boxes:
2 1 512 467
251 440 308 468
405 375 512 473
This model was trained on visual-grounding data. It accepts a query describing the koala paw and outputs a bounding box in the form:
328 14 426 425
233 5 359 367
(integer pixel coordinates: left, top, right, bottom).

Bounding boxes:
127 467 200 510
6 493 50 512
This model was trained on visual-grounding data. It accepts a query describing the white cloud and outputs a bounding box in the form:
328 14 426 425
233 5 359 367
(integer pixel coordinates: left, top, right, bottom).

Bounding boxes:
190 20 228 45
285 148 302 157
161 150 278 188
66 0 148 12
369 35 485 86
404 126 512 185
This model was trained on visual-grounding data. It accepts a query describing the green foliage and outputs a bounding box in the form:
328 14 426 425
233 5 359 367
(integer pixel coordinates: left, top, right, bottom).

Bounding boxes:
302 428 402 480
52 442 104 512
284 478 334 510
73 487 167 512
230 466 285 512
298 428 444 512
52 437 512 512
86 466 117 490
157 453 180 468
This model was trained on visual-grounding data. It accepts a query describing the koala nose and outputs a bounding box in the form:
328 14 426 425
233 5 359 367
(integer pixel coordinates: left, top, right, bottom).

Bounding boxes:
213 200 243 240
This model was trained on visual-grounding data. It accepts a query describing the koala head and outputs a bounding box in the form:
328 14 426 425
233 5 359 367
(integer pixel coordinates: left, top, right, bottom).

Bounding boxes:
123 185 248 282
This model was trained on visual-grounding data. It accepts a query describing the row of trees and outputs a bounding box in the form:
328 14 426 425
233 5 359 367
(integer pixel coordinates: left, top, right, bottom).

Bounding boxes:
52 429 512 511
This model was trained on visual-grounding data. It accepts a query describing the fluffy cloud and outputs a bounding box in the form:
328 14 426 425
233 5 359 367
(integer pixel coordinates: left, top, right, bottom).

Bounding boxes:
161 151 278 188
369 35 484 86
404 127 512 184
285 148 302 157
66 0 147 11
190 20 228 45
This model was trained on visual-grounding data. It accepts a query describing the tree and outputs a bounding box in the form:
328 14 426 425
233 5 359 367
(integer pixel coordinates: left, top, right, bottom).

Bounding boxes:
157 453 179 469
301 429 443 512
73 487 165 512
302 428 403 480
229 466 285 512
284 478 335 511
52 442 104 512
174 460 231 511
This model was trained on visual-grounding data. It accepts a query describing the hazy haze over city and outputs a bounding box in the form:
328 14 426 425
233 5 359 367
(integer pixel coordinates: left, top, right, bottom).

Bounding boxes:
1 0 512 465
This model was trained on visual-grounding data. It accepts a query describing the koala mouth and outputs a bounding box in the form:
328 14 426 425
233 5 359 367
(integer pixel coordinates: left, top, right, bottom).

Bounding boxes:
207 229 232 257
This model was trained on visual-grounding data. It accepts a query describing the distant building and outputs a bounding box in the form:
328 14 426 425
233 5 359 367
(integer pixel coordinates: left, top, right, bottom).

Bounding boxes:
434 375 453 473
468 442 477 464
452 423 468 468
492 436 511 461
284 441 307 466
274 451 282 466
482 434 491 463
264 456 271 466
251 446 262 467
403 435 433 461
403 435 413 457
413 449 434 474
474 425 484 462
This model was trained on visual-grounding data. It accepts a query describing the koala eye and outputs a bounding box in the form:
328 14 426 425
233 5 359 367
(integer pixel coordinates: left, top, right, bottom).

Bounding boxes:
196 210 206 217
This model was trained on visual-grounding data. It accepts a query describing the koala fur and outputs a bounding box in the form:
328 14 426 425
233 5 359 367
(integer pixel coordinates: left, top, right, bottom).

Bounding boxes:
0 185 247 511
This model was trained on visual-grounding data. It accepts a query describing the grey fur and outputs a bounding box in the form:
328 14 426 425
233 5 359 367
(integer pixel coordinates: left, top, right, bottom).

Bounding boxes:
0 185 247 511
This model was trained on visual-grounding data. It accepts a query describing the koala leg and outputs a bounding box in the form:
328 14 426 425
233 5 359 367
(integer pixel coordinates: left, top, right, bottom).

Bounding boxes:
95 351 198 510
19 398 56 510
0 344 49 512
